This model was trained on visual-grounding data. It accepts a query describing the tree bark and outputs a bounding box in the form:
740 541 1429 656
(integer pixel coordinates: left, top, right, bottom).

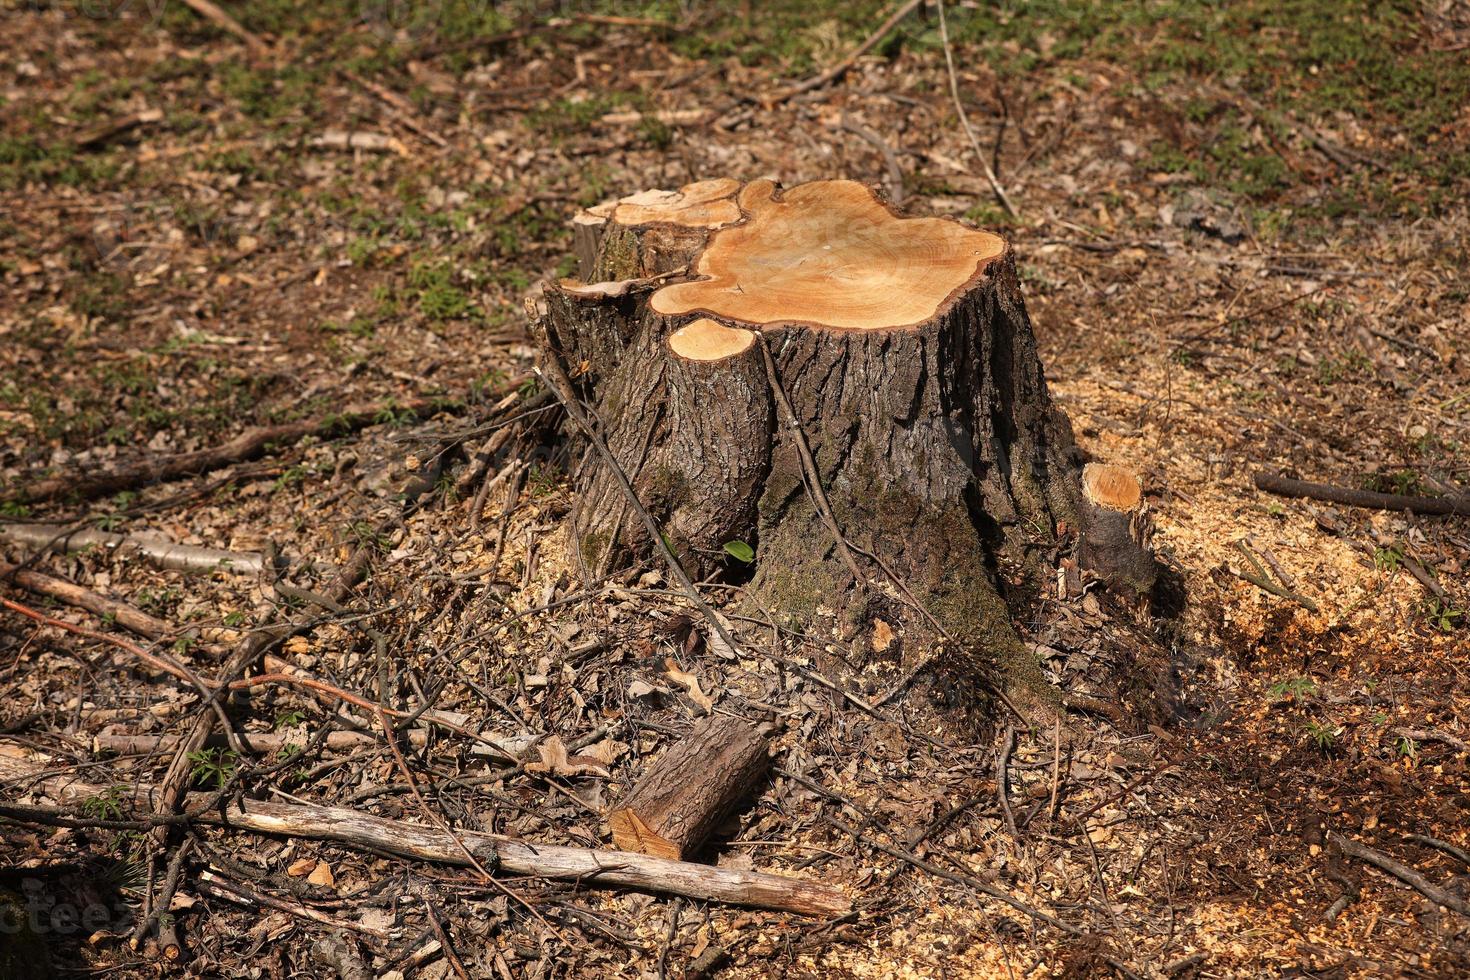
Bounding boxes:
535 178 1148 704
609 715 771 860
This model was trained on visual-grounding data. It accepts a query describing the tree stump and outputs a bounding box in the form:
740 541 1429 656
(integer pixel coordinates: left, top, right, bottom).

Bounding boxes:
536 178 1141 702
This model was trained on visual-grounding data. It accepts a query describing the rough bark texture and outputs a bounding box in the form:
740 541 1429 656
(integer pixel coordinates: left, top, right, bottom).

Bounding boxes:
609 715 771 860
534 178 1140 703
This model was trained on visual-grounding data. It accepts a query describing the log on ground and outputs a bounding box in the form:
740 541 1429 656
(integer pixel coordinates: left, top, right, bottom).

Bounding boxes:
608 714 771 860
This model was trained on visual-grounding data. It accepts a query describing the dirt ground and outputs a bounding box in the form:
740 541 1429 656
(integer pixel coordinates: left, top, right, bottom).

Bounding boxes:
1 2 1468 977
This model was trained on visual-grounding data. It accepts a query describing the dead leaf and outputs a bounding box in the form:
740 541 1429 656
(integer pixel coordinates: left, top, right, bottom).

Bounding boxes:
525 735 611 778
307 861 335 887
286 857 316 877
664 658 715 714
872 619 894 653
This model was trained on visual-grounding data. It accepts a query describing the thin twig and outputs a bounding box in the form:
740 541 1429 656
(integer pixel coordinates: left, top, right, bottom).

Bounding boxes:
755 335 868 589
1332 834 1470 916
767 0 924 104
936 0 1018 218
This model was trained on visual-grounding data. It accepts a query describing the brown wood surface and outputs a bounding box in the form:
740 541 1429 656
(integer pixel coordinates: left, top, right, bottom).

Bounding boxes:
609 714 771 860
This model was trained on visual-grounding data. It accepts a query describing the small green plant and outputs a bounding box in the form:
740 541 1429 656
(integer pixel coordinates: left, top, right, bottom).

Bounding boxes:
186 747 238 789
1395 735 1418 759
723 541 755 564
275 709 306 730
1363 469 1424 497
1305 720 1339 753
1419 597 1464 633
1267 676 1316 700
80 786 129 821
223 611 245 628
1373 545 1404 572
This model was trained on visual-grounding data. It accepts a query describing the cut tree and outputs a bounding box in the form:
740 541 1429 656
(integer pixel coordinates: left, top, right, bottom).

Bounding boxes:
536 178 1154 704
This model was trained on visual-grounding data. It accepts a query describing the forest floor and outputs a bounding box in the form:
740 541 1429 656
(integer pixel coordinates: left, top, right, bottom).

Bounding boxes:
2 2 1468 977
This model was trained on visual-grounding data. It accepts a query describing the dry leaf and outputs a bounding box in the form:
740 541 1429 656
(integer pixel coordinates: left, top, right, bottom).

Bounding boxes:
306 861 335 887
871 619 894 653
525 735 611 778
664 658 715 714
286 857 316 877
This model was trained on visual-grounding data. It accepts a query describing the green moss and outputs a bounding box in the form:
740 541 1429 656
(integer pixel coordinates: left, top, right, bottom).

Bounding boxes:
580 529 612 571
641 465 690 514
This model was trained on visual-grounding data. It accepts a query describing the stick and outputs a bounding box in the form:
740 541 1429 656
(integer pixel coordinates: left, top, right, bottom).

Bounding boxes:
936 0 1018 218
180 0 270 55
1331 835 1470 916
1 561 174 639
92 729 430 756
755 336 868 589
1253 472 1470 517
535 365 746 660
154 839 195 961
768 0 924 104
6 393 485 506
0 756 850 917
0 595 217 695
0 523 267 575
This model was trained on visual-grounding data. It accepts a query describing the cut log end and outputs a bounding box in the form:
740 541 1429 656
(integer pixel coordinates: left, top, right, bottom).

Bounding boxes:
649 178 1005 331
605 177 743 228
575 178 745 281
1078 463 1157 595
608 808 682 861
1083 463 1142 512
668 318 756 362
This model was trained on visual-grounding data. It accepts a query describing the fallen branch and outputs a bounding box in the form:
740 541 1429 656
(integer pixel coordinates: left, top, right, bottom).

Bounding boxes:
767 0 924 104
0 523 267 576
1254 472 1470 517
7 394 478 506
180 0 270 56
1231 539 1319 612
1 561 174 639
92 729 429 756
73 107 164 149
0 755 850 917
1331 834 1470 916
0 594 209 692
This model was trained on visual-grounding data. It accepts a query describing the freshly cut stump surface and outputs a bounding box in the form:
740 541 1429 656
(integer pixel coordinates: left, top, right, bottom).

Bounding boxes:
536 178 1127 703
